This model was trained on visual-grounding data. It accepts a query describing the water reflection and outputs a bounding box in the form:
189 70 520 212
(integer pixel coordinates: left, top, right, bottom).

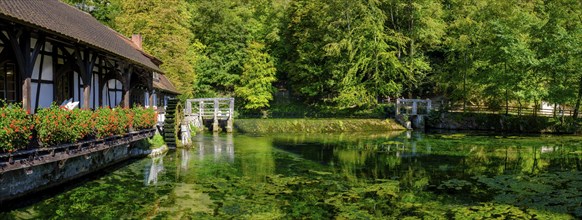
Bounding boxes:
3 132 582 219
274 132 582 182
193 133 235 162
144 152 166 186
180 148 190 172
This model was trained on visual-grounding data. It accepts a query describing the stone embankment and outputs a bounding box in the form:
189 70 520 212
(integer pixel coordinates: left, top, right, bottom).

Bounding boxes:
0 129 155 205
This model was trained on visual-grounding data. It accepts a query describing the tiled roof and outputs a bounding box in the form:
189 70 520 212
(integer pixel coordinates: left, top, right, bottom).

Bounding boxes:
154 74 180 94
0 0 161 72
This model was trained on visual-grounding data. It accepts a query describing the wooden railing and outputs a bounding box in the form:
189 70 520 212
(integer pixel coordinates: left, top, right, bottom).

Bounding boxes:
396 99 432 116
435 104 574 117
185 98 235 120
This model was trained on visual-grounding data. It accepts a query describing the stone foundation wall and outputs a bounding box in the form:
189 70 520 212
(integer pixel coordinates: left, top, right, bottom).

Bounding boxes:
427 112 575 133
0 129 155 204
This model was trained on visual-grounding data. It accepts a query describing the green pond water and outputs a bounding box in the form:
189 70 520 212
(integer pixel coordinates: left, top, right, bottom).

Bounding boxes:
2 131 582 219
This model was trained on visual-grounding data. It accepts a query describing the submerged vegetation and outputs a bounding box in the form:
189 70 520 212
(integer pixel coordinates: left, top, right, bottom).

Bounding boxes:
3 133 581 219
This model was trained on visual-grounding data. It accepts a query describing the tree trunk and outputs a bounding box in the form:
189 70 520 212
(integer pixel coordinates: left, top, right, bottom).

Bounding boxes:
533 99 539 117
463 52 467 112
505 89 509 116
518 98 522 116
573 76 582 119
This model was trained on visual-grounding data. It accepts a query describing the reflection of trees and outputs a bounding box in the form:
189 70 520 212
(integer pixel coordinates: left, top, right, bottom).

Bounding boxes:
235 136 275 182
275 133 582 193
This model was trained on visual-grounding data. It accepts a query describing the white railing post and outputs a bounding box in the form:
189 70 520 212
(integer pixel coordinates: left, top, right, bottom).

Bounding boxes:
412 101 418 115
426 99 432 113
396 99 401 116
213 99 220 132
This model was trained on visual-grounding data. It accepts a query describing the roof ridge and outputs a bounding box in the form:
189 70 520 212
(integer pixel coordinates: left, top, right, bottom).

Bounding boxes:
0 0 162 72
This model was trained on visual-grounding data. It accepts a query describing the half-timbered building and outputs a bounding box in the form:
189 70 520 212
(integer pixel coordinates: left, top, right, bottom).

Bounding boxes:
0 0 178 113
0 0 180 203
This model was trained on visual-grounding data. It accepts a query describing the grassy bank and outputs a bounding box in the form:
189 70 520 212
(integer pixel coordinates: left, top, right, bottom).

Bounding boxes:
234 119 405 134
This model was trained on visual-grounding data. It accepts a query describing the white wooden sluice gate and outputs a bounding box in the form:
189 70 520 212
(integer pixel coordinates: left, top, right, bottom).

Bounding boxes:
395 99 432 129
185 98 235 133
396 99 432 116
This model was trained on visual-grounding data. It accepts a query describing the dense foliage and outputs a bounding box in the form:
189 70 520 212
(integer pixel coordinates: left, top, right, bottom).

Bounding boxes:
0 103 33 152
64 0 582 116
93 107 131 139
132 106 158 130
35 105 87 145
1 105 157 151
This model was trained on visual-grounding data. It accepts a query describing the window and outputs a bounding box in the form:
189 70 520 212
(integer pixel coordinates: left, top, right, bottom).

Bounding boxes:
54 69 73 105
0 62 18 103
105 79 123 107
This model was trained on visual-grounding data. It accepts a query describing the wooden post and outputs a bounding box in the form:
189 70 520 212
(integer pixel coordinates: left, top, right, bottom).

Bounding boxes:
213 99 220 132
82 84 91 109
426 99 432 113
199 101 203 129
412 101 418 115
22 77 31 113
226 98 234 133
0 30 45 113
149 90 155 109
121 66 133 108
74 48 96 109
396 99 401 116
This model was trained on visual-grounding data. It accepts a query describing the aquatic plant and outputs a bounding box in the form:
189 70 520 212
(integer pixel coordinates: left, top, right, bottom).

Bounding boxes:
4 133 582 219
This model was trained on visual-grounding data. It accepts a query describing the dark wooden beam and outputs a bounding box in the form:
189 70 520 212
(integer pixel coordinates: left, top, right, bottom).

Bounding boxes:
0 27 46 112
121 63 133 108
74 47 97 109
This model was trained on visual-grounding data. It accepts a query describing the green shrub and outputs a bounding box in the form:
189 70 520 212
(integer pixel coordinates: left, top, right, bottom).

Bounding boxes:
94 107 127 139
5 105 159 151
0 102 33 152
70 108 96 139
148 133 165 148
133 106 157 130
35 104 77 145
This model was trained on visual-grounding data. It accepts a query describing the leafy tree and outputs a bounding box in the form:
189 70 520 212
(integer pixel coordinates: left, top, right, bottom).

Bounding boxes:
285 0 408 109
114 0 198 97
235 42 277 110
191 0 283 101
62 0 121 27
384 0 446 98
439 0 487 109
64 0 582 117
537 0 582 118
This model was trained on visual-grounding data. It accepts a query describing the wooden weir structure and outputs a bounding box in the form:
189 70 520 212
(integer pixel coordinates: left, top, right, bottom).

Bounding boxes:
395 99 432 129
185 98 235 132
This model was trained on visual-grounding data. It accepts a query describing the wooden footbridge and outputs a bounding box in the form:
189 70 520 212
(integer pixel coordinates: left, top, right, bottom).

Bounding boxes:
185 98 235 133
